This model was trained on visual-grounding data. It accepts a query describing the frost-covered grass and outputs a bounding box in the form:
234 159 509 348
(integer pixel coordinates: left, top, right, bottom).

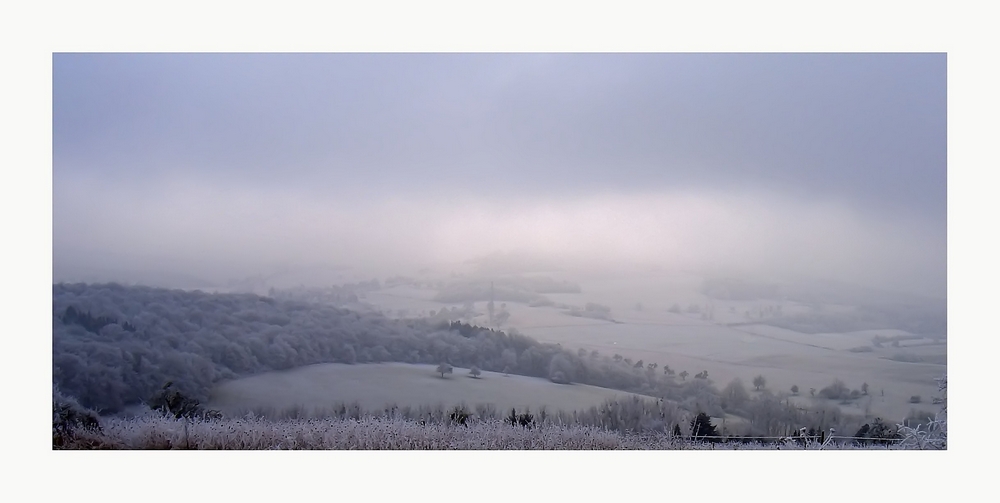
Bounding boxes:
209 362 646 417
57 415 912 450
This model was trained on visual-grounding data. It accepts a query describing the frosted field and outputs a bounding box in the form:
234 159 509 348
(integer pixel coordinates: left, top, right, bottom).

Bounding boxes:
520 321 940 421
355 273 945 424
209 362 648 416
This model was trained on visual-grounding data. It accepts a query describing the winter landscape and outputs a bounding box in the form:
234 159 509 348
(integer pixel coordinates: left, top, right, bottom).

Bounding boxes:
52 52 946 453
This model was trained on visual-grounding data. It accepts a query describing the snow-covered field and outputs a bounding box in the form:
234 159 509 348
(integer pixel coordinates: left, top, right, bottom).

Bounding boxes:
209 362 648 416
352 271 945 424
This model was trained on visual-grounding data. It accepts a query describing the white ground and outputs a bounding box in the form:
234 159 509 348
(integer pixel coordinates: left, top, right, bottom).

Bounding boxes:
209 362 648 416
354 270 945 423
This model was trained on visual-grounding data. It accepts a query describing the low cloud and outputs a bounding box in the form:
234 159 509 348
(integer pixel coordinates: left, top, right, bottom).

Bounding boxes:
53 173 944 297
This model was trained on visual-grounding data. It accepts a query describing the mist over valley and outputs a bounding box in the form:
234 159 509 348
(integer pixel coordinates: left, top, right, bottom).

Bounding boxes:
51 52 947 450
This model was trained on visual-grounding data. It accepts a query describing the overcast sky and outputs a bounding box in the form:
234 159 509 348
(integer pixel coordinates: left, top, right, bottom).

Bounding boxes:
52 53 946 296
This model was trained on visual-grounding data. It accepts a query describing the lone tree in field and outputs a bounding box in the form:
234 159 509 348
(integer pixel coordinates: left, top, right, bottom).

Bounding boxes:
861 382 869 395
791 385 799 395
436 363 453 378
819 379 849 400
469 366 482 379
753 375 766 391
679 370 689 381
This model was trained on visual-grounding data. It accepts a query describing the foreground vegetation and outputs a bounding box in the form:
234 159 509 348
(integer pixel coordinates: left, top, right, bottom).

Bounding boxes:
54 380 946 450
55 413 929 450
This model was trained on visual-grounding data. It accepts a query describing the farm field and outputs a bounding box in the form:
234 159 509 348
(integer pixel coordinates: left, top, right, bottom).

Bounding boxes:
208 362 651 417
354 270 945 424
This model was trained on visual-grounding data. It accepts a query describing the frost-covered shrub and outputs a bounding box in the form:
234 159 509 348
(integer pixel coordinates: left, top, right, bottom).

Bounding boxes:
148 382 220 419
852 418 900 445
53 387 102 448
897 410 946 449
897 375 946 449
901 409 938 428
448 405 471 426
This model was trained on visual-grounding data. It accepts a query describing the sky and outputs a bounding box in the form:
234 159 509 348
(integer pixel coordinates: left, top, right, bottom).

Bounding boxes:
52 53 946 297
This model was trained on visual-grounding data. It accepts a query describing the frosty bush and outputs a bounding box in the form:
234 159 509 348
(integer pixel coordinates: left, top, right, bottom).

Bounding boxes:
897 375 946 449
53 386 103 449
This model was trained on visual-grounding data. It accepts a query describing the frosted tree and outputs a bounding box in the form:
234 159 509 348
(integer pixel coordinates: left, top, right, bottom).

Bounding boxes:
436 363 453 378
722 378 749 410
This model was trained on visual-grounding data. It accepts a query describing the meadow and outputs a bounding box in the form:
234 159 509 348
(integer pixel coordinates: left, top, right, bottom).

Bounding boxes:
209 362 647 417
